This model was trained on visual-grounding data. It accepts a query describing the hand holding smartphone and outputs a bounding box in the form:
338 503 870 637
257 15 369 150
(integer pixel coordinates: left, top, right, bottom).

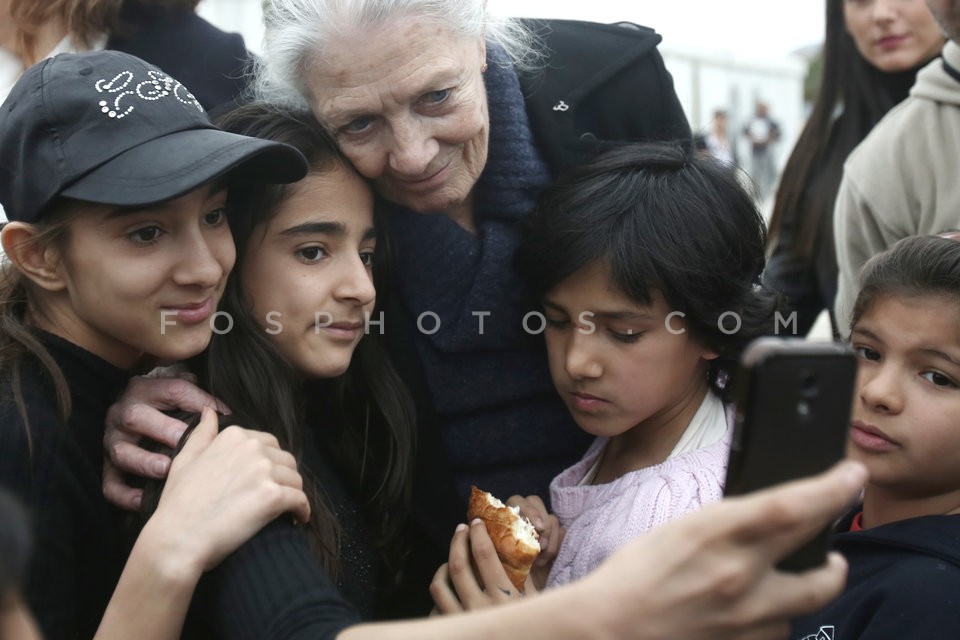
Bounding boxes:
724 337 857 571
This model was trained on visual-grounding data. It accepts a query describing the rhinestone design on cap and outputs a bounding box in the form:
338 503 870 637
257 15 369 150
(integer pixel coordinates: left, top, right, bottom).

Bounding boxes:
95 70 204 120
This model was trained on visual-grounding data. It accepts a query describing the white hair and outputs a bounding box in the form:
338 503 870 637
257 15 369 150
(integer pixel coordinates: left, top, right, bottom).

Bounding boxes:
255 0 542 108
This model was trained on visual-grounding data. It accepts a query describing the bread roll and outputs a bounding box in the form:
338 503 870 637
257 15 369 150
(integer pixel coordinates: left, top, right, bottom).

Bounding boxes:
467 486 540 591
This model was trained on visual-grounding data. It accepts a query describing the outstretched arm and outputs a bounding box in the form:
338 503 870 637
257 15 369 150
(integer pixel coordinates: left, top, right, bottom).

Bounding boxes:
340 460 866 640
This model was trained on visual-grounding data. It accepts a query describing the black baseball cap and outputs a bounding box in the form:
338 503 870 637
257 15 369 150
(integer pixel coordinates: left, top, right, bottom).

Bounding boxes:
0 50 308 223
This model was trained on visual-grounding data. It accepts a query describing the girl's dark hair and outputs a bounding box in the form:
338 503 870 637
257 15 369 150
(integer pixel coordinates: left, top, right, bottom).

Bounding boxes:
137 410 255 526
0 203 79 449
191 103 415 582
851 235 960 329
767 0 939 261
516 141 778 402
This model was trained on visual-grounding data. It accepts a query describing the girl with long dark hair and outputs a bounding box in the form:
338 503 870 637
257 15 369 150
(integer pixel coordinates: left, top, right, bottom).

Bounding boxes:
765 0 944 336
129 104 417 630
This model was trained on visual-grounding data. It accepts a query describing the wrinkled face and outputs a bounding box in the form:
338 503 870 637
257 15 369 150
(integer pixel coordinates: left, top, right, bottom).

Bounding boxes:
241 167 376 379
926 0 960 41
848 294 960 504
542 262 717 446
50 185 235 368
306 16 488 229
845 0 944 72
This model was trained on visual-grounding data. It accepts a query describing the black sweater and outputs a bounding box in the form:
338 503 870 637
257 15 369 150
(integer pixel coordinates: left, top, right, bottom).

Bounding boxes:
187 417 374 639
0 332 131 640
791 513 960 639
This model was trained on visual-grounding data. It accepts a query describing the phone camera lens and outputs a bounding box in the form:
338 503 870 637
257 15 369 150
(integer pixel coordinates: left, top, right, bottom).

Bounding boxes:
799 370 819 398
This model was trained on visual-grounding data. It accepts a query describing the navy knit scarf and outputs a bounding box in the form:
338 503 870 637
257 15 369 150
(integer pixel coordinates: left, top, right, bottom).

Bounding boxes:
385 48 590 502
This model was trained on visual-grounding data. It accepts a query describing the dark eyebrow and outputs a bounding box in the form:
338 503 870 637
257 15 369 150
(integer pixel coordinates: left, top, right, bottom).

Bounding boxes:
541 299 651 320
851 327 881 342
920 348 960 369
280 221 377 240
853 326 960 367
542 299 567 313
591 310 653 321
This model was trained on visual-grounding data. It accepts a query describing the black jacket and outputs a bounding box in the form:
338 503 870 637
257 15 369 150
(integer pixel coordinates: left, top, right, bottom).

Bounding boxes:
0 333 131 640
108 0 251 112
518 19 692 178
791 513 960 640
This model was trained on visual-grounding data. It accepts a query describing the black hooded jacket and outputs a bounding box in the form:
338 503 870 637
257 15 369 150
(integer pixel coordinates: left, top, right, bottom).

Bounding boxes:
791 513 960 640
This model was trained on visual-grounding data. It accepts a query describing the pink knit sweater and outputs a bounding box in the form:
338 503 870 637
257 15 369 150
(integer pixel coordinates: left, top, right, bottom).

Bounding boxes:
545 426 731 588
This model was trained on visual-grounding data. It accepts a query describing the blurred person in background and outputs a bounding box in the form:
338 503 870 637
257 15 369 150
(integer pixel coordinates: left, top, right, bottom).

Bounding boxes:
0 0 250 109
742 100 781 199
766 0 944 337
703 109 738 169
833 0 960 333
0 0 253 223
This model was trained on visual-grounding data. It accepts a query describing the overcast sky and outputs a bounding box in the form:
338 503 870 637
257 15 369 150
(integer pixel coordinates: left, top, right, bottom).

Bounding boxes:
486 0 825 60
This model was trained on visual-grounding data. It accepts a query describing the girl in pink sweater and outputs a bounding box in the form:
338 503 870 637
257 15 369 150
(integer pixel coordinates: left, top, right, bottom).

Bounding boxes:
511 142 779 589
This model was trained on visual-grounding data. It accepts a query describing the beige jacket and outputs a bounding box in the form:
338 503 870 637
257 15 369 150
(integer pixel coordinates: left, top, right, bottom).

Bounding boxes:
833 41 960 334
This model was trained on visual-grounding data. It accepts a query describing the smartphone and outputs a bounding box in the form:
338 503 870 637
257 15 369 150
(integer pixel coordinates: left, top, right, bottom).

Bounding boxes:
724 337 857 572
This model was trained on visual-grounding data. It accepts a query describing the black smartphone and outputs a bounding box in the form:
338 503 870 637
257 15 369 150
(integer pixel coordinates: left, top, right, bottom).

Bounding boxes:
724 337 857 572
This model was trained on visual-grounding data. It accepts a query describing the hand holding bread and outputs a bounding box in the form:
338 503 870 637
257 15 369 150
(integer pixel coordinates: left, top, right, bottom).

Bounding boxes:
467 486 541 591
504 493 564 589
430 486 544 614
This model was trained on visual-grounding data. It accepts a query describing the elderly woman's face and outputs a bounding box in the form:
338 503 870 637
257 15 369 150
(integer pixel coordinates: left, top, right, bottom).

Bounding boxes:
306 17 488 225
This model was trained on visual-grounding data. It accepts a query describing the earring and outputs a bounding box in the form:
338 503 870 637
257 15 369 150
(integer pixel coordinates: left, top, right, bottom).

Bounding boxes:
481 62 488 73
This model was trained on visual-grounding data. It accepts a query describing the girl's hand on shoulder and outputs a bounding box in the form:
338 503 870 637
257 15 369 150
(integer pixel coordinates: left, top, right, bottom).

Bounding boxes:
140 407 310 575
507 494 563 589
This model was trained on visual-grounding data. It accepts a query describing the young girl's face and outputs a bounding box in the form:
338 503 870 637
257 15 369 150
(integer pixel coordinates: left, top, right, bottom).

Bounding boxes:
849 293 960 500
241 165 376 379
542 261 717 442
49 184 235 368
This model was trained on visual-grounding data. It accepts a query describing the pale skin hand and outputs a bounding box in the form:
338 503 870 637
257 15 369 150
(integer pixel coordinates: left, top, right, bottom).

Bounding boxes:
574 459 869 640
341 460 867 640
94 407 310 640
145 406 311 570
506 494 563 588
103 370 225 510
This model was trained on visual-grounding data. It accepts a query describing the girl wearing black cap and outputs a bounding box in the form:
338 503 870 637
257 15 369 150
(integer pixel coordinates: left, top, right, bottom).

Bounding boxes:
0 50 310 639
